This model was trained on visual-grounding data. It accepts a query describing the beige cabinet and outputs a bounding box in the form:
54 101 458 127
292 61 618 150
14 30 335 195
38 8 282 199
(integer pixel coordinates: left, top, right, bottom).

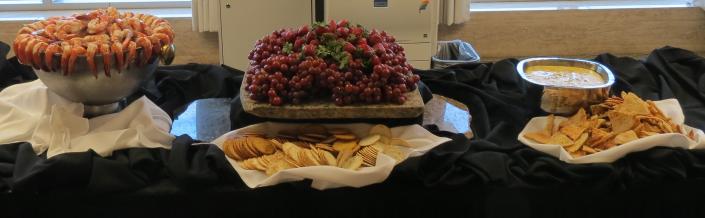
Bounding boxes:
219 0 314 70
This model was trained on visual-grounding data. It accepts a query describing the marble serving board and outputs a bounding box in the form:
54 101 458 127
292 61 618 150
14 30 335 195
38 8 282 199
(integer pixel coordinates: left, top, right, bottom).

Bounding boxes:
240 79 424 119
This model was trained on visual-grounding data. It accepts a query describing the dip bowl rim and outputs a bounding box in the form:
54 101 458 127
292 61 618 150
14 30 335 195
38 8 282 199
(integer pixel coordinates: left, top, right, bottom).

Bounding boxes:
516 57 616 89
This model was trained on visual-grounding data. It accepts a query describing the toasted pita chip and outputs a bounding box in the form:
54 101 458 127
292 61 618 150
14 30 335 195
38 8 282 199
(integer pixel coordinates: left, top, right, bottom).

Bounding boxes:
646 100 668 120
548 133 574 146
590 132 617 148
566 133 588 152
369 124 392 138
571 150 587 158
607 111 636 133
614 130 639 145
602 139 617 149
638 131 659 138
560 108 587 128
524 132 551 144
560 124 588 141
616 92 650 115
591 126 607 135
581 146 597 154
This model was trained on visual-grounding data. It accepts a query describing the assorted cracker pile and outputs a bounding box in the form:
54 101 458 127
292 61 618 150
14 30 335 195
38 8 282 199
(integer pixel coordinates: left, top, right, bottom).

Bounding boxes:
222 124 412 175
525 92 697 157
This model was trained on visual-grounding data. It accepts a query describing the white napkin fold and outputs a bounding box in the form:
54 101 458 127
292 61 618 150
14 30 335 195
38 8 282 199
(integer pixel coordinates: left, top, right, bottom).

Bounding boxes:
0 80 174 158
212 122 452 190
518 99 705 164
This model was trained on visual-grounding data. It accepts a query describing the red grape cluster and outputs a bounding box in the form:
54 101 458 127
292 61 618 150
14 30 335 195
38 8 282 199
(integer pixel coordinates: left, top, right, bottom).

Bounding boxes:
246 20 421 106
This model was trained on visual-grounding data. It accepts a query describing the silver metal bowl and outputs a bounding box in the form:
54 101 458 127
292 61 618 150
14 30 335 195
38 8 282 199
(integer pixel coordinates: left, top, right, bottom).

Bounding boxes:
35 45 175 117
517 57 615 115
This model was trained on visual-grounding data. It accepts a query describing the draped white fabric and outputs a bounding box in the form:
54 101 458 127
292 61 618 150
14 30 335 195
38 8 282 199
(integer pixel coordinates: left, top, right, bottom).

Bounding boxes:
191 0 221 32
0 81 174 158
440 0 471 26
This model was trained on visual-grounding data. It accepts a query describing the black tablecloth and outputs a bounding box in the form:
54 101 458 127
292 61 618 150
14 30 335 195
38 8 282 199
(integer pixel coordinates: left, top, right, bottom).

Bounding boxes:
1 41 705 217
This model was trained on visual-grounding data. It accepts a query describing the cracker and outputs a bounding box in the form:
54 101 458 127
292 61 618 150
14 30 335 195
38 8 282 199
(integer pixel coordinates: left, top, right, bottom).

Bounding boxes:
560 124 587 141
548 133 573 146
369 124 392 138
524 132 551 144
614 130 639 145
359 134 381 146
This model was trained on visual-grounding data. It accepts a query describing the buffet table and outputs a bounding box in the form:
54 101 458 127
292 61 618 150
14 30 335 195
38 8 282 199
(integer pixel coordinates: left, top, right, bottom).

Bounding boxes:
1 42 705 217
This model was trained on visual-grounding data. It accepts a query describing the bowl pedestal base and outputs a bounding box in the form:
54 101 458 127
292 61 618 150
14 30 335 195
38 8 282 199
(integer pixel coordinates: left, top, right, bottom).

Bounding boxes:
84 102 121 118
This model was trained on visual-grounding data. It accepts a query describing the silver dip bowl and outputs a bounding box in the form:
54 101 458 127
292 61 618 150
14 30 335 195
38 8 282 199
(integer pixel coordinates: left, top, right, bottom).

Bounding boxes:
517 57 615 115
35 45 174 117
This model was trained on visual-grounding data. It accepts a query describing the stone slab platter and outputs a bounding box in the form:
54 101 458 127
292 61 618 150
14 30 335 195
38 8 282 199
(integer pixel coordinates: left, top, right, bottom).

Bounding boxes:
240 79 424 119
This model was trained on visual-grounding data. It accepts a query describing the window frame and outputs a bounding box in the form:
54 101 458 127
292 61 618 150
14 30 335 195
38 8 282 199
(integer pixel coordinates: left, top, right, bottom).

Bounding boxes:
0 0 190 11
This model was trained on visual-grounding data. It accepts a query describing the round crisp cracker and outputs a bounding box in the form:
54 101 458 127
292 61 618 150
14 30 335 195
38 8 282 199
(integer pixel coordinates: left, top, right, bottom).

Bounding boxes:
359 134 381 146
321 151 337 166
369 125 392 138
223 139 240 160
344 156 363 170
250 137 275 155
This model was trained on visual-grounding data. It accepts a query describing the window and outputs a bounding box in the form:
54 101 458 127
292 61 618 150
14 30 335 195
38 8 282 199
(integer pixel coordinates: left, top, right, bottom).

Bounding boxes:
471 0 694 11
0 0 190 11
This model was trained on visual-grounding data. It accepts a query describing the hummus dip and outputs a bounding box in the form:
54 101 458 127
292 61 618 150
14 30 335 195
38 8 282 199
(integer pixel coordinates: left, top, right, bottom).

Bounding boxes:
525 66 605 87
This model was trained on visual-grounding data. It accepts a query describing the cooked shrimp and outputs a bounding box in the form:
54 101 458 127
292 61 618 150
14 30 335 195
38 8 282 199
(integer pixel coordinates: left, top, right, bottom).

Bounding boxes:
44 43 62 72
120 29 134 48
22 37 39 66
26 22 44 30
136 37 152 65
58 19 85 33
75 9 102 21
83 34 110 43
56 20 84 40
122 12 135 19
152 26 174 42
87 15 112 34
60 42 72 75
107 7 119 18
126 41 137 68
40 24 58 40
12 34 30 63
111 42 124 73
99 43 112 77
85 43 98 76
143 15 157 26
68 44 87 76
152 33 171 46
31 42 48 70
147 35 161 56
13 7 175 72
17 26 35 35
126 18 143 33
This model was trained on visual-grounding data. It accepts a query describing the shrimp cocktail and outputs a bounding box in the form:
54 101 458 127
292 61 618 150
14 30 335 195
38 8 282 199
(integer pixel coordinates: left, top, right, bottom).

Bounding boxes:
11 7 176 117
12 7 175 77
